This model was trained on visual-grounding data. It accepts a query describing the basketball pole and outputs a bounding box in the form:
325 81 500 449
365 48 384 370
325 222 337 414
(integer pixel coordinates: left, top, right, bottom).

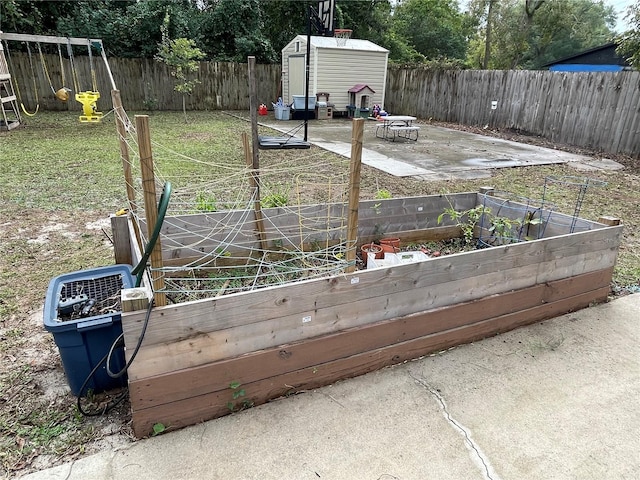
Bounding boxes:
304 5 312 142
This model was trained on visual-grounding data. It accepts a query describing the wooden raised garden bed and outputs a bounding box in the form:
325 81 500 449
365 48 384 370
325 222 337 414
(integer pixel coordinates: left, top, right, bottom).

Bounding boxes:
118 191 622 438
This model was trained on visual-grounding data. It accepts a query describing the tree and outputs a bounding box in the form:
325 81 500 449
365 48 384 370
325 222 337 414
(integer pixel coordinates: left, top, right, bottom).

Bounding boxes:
472 0 616 69
198 0 276 63
617 3 640 69
464 0 498 68
155 13 205 121
524 0 615 68
392 0 468 61
0 0 78 36
482 0 496 69
56 0 203 58
337 0 393 47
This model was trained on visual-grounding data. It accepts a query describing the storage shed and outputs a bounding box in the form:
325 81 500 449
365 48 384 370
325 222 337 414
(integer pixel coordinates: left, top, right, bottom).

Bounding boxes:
281 35 389 116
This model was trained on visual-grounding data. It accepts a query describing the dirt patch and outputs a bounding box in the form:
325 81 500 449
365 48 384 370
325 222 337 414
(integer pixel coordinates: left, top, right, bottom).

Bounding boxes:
0 209 134 478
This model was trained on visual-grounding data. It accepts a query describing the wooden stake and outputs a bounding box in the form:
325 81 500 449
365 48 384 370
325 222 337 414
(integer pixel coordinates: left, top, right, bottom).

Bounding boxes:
597 216 621 226
243 132 267 251
110 213 132 266
345 118 364 273
121 287 150 313
112 89 143 256
112 90 136 211
135 115 167 307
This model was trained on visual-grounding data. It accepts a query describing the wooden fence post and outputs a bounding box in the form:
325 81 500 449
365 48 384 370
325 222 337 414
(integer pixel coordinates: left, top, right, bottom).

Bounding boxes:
110 213 132 266
345 118 364 273
242 131 267 251
135 115 167 307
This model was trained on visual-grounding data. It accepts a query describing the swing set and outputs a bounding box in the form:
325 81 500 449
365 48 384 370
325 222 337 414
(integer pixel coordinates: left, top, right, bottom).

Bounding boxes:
0 31 117 123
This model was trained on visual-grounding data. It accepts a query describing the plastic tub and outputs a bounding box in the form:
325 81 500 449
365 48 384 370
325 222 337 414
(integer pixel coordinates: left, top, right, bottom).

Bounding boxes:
274 106 290 120
292 95 316 110
43 265 134 395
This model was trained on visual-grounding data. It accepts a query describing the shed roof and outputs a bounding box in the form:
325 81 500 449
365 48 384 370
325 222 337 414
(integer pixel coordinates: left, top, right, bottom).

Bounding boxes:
285 35 389 53
540 42 629 68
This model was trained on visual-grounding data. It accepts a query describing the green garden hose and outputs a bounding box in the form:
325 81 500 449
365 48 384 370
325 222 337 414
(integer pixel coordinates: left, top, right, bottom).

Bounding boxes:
131 181 172 287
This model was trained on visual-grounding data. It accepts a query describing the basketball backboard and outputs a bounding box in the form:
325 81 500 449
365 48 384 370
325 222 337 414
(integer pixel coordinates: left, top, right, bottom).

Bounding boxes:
317 0 336 35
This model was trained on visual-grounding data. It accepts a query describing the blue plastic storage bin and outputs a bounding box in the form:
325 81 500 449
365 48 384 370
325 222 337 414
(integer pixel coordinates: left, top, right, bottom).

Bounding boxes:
43 264 134 396
292 95 316 110
274 106 290 120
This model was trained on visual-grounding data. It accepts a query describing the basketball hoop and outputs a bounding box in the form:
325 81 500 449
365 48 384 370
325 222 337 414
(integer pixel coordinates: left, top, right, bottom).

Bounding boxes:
334 29 352 47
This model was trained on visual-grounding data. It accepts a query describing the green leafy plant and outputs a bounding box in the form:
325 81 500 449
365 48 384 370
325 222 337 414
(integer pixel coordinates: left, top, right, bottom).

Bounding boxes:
375 188 392 200
142 97 158 111
438 204 489 245
486 207 546 245
155 12 206 121
152 423 166 436
195 191 217 212
439 198 548 247
261 190 289 208
372 183 392 215
488 215 521 245
227 381 253 412
521 210 544 240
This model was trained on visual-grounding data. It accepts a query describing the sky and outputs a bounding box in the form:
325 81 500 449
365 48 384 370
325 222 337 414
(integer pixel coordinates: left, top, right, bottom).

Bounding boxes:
606 0 636 32
456 0 636 33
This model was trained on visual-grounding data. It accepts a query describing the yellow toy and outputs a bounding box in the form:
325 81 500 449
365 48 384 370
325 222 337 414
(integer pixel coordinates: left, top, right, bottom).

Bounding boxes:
75 91 103 123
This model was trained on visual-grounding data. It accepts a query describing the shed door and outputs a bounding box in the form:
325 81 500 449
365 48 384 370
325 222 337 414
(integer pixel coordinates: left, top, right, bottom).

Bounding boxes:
288 55 306 102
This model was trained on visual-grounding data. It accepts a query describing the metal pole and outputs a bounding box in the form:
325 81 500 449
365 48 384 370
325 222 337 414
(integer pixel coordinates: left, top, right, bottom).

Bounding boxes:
304 5 312 142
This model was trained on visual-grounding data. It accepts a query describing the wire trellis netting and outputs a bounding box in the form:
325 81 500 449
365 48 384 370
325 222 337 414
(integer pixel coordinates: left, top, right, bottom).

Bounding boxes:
116 104 612 304
116 108 356 302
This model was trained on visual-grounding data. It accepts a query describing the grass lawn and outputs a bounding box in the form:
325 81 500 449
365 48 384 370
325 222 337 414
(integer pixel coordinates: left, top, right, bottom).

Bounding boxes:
1 110 638 477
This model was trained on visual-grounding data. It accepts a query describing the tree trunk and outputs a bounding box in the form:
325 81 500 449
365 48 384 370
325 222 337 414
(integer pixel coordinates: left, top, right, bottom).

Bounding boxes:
482 0 495 69
510 0 545 69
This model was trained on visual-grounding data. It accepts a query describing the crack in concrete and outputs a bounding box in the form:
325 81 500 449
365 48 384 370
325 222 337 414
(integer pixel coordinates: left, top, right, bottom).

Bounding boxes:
62 459 75 480
409 373 501 480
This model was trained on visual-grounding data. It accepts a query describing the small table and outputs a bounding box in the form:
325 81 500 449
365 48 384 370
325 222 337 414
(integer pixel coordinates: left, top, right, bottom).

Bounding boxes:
375 115 420 141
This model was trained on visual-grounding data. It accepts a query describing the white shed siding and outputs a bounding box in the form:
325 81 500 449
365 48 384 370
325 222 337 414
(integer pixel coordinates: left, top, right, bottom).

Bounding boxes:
281 37 316 105
281 35 388 112
315 49 387 111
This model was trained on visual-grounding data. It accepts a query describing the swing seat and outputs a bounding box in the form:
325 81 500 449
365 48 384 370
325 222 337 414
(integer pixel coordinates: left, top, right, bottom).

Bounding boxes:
75 91 103 123
56 88 71 102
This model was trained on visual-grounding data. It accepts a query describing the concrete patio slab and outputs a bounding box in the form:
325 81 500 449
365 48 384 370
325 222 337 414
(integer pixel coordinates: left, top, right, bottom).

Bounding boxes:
259 117 623 180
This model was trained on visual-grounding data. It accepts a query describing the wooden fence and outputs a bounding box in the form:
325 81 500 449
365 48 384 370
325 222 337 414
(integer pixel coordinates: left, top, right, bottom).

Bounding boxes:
6 53 280 112
5 52 639 156
385 68 639 157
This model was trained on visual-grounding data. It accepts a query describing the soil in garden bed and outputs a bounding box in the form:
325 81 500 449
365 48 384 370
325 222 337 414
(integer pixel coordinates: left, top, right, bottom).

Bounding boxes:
161 239 473 302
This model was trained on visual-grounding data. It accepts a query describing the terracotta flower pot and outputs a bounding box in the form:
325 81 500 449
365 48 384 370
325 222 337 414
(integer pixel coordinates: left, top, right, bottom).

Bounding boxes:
380 243 397 254
360 243 384 266
380 237 400 252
